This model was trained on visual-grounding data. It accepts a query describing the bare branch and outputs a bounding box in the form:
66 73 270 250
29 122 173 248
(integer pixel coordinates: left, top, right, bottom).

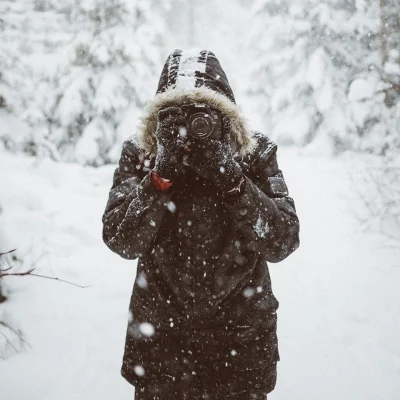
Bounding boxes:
0 268 36 278
0 249 17 257
27 272 91 289
0 267 91 288
0 249 91 288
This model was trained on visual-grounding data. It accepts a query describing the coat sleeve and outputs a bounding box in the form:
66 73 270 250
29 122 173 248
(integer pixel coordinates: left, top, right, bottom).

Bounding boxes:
102 139 172 260
225 135 300 263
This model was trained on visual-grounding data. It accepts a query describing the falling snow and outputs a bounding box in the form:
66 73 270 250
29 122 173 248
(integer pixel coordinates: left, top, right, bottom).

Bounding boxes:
139 322 155 337
134 365 145 376
0 1 399 399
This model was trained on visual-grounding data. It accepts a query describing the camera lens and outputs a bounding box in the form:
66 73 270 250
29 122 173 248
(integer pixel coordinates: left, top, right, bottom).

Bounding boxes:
188 114 212 139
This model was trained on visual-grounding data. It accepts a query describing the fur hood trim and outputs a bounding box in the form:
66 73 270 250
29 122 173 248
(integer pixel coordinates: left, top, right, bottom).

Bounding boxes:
137 86 255 156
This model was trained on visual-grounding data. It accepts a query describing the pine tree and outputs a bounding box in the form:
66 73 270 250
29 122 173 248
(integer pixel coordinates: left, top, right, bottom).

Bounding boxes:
0 0 78 156
41 0 167 165
347 0 400 153
0 0 168 165
0 10 9 115
0 2 19 113
379 0 400 107
247 0 389 153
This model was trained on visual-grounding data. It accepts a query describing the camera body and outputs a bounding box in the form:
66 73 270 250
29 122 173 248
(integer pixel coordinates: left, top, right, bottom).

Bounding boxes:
180 103 222 140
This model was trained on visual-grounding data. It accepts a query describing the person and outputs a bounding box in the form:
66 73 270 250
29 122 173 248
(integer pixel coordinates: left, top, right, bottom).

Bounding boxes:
102 49 300 400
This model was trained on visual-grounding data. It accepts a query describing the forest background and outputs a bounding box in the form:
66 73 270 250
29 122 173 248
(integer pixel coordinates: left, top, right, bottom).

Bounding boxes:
0 1 399 399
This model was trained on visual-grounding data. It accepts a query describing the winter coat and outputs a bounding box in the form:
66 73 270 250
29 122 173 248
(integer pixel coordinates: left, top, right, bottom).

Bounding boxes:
102 49 300 394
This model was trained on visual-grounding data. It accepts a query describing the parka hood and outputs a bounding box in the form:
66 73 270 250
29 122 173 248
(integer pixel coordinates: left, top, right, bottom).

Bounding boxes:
137 49 255 156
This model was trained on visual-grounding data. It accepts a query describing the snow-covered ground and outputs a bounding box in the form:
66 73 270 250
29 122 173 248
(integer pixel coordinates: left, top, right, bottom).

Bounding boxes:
0 149 399 400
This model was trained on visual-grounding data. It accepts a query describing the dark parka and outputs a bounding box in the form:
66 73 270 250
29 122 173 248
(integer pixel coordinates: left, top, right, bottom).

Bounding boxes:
102 50 300 396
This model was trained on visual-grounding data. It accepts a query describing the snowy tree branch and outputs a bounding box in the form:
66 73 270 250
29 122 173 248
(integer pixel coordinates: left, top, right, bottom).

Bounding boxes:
348 155 400 247
0 321 29 360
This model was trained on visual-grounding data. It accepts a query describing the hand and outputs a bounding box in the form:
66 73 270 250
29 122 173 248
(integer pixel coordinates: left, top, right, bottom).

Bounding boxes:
153 106 187 181
186 116 243 192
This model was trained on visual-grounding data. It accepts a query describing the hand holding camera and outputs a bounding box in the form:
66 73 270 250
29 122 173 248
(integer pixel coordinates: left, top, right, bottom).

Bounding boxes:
153 104 243 192
186 115 243 192
153 106 187 181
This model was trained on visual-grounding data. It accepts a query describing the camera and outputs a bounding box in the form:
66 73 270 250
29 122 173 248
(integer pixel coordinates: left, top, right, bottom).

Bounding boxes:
180 103 222 140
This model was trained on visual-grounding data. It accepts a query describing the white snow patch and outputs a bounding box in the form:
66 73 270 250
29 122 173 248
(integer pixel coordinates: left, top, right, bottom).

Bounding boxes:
306 49 326 90
254 216 269 238
384 62 400 75
0 148 399 400
348 79 374 101
176 48 207 90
